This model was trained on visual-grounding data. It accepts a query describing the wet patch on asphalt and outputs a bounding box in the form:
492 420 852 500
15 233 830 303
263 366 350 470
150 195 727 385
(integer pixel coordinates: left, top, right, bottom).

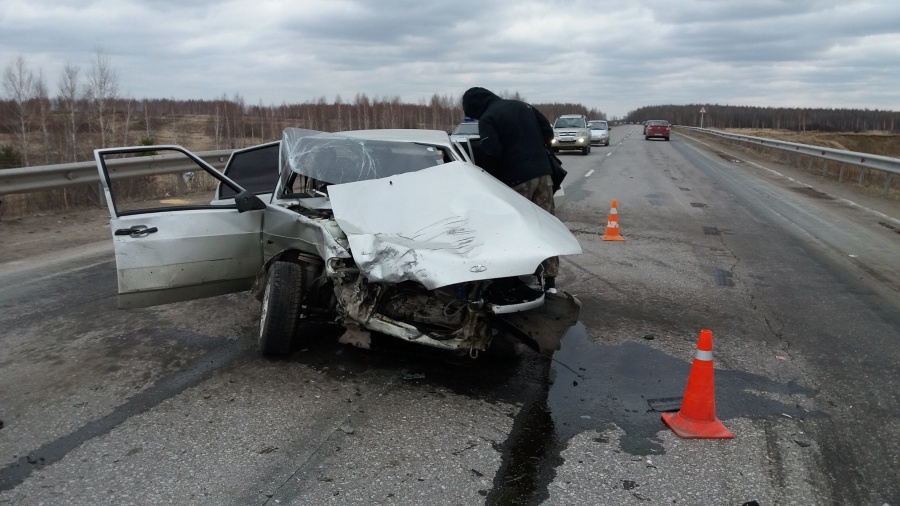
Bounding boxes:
714 268 736 287
877 221 900 234
789 186 834 200
487 323 822 504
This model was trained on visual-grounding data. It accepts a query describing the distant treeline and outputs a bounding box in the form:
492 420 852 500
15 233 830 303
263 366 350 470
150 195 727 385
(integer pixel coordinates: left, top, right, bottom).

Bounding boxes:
626 104 899 132
0 91 605 169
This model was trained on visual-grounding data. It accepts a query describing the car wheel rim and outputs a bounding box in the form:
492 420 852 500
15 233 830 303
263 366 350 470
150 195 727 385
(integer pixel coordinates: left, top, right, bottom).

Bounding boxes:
259 276 272 337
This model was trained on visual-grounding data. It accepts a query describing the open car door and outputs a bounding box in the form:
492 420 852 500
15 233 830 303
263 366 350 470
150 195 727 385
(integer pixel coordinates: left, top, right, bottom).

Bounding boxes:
95 146 267 309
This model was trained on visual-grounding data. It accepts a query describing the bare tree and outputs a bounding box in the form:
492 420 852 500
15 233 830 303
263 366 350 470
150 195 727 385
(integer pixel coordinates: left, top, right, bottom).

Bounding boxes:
212 95 224 149
231 93 245 147
3 55 35 166
34 72 52 164
355 93 370 130
335 94 343 131
122 97 135 146
86 49 119 148
57 63 81 162
141 98 153 142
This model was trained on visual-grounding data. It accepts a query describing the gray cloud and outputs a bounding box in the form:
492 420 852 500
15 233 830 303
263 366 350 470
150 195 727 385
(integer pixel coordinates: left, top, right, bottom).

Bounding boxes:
1 0 898 118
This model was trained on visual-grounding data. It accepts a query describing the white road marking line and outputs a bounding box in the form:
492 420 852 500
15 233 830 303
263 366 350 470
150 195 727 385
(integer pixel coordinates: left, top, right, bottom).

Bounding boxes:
585 170 595 177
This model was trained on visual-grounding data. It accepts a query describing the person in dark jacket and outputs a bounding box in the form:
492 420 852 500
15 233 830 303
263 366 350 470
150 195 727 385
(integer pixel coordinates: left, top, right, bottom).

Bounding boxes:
462 86 560 294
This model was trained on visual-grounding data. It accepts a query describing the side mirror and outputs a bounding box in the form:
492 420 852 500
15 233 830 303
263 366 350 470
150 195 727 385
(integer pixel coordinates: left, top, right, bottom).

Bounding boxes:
235 190 267 212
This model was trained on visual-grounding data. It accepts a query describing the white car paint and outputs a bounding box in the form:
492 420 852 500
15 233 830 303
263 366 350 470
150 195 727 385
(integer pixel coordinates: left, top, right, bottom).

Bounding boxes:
328 161 582 290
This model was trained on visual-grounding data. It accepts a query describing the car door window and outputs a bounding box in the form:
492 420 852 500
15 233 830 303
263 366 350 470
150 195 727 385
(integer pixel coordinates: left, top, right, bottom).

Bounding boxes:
97 147 243 217
218 142 280 200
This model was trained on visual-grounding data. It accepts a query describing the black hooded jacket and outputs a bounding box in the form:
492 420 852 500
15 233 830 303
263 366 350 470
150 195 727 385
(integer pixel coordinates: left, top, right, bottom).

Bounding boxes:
462 87 554 187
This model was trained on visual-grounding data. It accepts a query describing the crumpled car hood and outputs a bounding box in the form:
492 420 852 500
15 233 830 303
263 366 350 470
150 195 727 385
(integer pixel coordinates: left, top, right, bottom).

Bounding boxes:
327 162 582 290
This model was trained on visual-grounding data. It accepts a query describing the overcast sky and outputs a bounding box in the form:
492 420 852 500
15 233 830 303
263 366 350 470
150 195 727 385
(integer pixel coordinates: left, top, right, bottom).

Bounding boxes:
2 0 899 118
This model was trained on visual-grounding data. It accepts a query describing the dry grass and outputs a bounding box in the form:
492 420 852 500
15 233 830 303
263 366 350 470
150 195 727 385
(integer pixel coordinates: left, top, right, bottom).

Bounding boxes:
722 129 900 158
3 120 900 219
705 129 900 201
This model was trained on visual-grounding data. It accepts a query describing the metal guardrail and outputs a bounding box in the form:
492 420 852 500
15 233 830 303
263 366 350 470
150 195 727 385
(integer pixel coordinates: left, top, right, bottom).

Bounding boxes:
0 149 234 195
680 127 900 175
4 130 899 196
678 127 899 195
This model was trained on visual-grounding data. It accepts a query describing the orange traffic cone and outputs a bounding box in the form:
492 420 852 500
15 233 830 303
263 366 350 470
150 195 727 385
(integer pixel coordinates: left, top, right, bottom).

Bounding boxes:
661 329 734 439
601 200 624 241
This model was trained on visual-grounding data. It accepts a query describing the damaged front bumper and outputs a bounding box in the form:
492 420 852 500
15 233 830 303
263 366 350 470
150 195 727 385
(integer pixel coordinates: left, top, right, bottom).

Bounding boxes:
333 273 580 355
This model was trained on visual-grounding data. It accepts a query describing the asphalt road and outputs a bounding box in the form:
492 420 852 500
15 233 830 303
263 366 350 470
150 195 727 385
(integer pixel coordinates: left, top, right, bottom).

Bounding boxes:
1 127 898 505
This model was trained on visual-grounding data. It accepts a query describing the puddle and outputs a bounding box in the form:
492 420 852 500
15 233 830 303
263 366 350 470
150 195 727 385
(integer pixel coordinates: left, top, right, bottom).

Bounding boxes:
488 323 821 505
789 186 834 200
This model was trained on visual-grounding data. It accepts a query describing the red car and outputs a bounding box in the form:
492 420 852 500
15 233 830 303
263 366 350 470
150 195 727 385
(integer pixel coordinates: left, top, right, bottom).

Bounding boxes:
645 120 671 141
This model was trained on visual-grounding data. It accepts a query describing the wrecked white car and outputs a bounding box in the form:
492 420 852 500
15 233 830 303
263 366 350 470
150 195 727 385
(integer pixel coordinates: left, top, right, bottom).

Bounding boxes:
95 128 582 357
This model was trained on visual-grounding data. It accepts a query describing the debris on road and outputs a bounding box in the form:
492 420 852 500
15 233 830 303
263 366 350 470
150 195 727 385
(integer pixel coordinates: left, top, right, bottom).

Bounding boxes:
646 397 683 413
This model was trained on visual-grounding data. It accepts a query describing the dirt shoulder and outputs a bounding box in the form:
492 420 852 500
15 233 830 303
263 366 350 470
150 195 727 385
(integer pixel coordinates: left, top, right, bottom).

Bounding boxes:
0 206 112 264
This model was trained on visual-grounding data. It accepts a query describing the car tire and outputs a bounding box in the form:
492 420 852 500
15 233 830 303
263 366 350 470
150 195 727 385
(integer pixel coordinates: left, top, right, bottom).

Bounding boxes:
582 145 589 155
645 136 650 140
665 137 670 141
258 261 304 355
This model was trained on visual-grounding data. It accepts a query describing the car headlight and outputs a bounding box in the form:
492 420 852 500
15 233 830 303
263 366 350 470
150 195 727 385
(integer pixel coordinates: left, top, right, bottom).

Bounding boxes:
551 138 558 145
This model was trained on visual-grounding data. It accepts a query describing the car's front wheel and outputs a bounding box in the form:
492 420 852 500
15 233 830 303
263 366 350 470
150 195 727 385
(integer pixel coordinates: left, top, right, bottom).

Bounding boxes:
258 261 305 355
582 145 590 155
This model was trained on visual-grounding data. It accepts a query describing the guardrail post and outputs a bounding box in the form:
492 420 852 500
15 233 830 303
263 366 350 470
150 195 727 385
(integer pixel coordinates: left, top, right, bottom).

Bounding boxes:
838 163 846 182
821 160 829 177
858 167 867 185
885 174 894 196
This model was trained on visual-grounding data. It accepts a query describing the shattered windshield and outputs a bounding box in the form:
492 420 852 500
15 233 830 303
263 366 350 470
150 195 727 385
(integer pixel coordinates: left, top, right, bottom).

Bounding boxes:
281 128 445 185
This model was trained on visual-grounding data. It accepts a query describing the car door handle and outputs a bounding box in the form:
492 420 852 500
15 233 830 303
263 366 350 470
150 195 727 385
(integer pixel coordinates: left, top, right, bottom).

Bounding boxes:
114 226 158 237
